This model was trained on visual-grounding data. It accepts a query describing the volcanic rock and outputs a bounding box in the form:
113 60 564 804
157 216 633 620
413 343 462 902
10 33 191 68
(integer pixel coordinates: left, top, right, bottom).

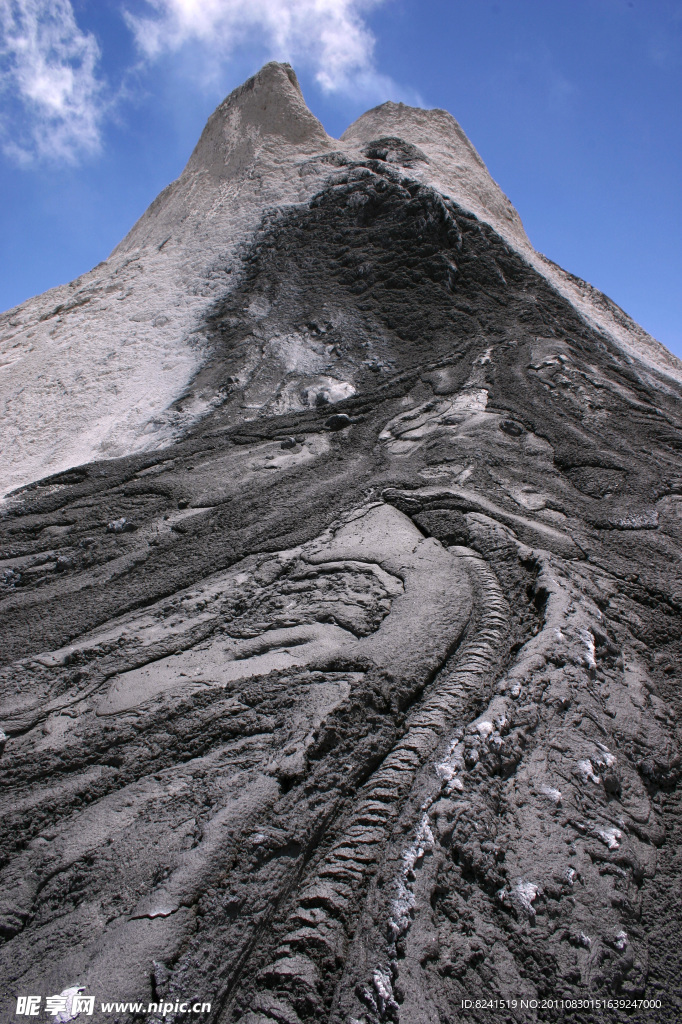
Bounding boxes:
1 62 681 1024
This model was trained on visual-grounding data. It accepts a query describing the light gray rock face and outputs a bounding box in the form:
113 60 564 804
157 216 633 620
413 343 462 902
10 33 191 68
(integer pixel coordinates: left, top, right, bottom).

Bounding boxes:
1 63 682 1024
0 63 338 498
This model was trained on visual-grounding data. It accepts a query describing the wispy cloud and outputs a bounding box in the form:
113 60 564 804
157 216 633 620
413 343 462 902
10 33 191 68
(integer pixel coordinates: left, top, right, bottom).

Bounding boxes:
0 0 104 163
124 0 409 101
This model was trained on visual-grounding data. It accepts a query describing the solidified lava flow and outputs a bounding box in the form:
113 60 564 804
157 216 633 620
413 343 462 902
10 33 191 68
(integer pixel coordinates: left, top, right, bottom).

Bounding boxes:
1 63 681 1024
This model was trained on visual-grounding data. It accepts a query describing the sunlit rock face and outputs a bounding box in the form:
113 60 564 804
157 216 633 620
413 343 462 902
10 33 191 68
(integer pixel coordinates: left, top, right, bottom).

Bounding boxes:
1 63 682 1024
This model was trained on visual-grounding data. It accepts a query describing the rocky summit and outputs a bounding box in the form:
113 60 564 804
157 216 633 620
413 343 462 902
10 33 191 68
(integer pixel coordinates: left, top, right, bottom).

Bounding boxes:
1 62 681 1024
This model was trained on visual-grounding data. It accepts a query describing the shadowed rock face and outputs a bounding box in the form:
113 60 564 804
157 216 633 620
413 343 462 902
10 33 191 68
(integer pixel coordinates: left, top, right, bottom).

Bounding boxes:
1 64 682 1024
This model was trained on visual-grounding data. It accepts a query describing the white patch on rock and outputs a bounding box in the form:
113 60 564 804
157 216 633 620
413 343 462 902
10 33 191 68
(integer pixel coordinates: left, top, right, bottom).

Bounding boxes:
598 827 622 850
498 879 540 920
304 378 356 407
389 814 435 940
370 967 398 1016
595 742 616 768
435 738 465 792
577 759 601 785
579 628 597 674
54 987 86 1023
267 332 331 374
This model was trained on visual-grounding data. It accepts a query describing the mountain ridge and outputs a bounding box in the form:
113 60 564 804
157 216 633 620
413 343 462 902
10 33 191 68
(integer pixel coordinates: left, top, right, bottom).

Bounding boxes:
1 61 682 1024
1 61 680 501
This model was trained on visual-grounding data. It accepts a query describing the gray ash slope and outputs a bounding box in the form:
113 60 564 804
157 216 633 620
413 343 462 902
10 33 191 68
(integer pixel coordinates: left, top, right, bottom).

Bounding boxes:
1 65 682 1024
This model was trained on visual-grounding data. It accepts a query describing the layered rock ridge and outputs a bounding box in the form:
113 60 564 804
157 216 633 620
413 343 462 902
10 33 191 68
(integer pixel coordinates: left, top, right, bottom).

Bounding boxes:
1 63 682 1024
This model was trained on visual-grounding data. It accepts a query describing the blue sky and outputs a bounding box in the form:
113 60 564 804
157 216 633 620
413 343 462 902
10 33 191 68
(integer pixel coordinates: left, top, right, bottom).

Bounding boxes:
1 0 680 357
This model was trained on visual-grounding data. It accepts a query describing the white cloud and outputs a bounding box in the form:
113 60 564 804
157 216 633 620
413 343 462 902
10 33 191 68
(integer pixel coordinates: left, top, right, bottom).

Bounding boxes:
124 0 401 99
0 0 104 163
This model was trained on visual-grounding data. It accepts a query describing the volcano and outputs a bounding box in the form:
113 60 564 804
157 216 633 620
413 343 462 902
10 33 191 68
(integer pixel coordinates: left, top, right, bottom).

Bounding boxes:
1 63 681 1024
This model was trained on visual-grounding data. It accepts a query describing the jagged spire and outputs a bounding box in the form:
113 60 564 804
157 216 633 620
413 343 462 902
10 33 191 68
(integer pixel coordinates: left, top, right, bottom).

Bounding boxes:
186 61 333 179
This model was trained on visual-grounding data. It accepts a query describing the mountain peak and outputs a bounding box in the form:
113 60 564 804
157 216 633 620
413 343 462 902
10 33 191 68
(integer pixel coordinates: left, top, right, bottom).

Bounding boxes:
343 99 529 251
1 62 679 501
186 61 332 179
342 100 486 169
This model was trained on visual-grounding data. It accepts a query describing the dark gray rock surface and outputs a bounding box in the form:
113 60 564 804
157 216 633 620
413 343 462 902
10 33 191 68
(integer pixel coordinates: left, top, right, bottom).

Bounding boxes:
1 64 681 1024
